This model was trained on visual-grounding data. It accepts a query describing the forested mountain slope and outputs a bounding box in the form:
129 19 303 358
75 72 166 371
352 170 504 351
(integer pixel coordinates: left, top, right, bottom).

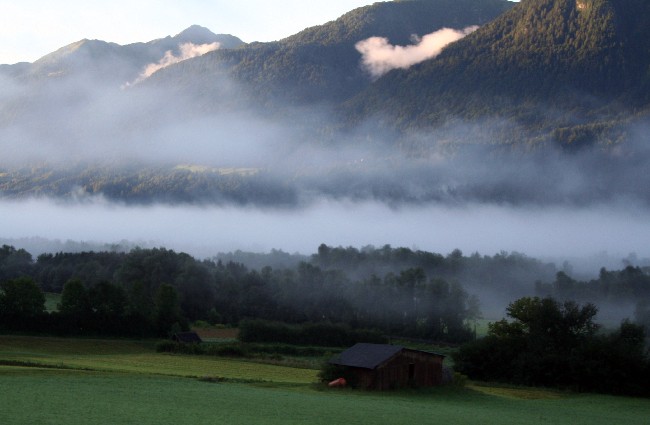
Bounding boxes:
347 0 650 148
3 0 650 205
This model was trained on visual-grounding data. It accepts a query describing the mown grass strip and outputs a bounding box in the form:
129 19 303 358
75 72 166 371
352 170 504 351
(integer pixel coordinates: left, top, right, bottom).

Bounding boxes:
467 383 565 400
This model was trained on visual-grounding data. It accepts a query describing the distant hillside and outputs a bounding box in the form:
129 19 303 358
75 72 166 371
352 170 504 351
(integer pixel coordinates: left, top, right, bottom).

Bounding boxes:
24 26 244 83
0 26 245 128
347 0 650 149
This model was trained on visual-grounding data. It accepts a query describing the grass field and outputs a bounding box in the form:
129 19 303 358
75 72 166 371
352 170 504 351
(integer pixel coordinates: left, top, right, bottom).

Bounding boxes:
0 335 317 383
1 335 649 425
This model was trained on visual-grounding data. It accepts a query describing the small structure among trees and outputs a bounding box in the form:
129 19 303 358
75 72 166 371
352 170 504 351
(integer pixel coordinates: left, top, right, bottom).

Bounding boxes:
172 331 203 344
328 343 445 390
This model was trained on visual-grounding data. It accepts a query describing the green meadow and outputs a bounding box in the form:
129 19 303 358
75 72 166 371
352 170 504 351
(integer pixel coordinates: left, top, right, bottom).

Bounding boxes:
1 335 649 425
0 335 316 383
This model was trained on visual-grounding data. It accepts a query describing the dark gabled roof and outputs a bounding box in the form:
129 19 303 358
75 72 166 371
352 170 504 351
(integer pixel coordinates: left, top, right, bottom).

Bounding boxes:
173 331 203 344
330 343 446 370
330 343 404 370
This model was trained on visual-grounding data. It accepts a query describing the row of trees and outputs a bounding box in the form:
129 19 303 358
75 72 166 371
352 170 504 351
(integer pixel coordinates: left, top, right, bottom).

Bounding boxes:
0 245 481 342
536 266 650 305
3 243 650 344
0 277 186 337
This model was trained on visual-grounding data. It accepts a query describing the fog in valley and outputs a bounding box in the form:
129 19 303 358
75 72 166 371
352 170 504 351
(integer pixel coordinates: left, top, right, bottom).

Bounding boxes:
2 197 649 274
2 30 650 322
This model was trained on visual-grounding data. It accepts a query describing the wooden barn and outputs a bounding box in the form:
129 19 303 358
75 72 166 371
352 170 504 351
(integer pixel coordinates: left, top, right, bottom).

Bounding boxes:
329 343 445 390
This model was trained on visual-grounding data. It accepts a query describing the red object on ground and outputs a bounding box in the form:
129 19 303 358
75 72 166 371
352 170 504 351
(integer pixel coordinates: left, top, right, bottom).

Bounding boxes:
328 377 347 387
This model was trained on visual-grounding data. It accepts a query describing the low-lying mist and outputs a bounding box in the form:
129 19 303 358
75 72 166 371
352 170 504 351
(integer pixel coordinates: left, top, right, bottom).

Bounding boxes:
1 197 648 273
3 59 650 209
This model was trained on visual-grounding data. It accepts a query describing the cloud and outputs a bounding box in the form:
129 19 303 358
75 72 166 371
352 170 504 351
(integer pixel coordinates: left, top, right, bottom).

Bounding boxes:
355 26 479 78
126 42 220 86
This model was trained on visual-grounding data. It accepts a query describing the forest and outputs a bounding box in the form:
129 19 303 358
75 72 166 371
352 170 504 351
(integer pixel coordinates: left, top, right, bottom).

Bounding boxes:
1 243 649 339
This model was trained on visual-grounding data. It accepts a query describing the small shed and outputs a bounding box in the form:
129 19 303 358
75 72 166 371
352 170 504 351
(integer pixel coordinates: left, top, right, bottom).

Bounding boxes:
329 343 445 390
172 331 203 344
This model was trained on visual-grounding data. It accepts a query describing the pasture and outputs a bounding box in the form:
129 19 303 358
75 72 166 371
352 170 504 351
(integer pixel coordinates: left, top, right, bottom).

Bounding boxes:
1 335 649 425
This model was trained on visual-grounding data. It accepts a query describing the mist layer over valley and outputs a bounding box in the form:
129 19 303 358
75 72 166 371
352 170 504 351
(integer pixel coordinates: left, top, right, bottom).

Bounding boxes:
2 0 650 322
2 197 649 274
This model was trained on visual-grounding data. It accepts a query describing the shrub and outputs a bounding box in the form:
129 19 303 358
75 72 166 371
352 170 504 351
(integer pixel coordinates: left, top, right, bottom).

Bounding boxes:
317 362 358 388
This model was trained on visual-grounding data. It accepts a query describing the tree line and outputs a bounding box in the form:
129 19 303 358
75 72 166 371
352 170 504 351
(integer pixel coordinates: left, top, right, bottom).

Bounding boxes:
2 243 650 343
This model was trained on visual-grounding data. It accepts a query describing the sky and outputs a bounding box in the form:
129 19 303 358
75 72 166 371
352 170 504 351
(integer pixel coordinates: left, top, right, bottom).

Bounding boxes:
0 0 379 65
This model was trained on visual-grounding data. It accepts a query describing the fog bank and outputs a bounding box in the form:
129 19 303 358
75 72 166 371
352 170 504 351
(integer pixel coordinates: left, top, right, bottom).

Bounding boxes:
1 198 648 273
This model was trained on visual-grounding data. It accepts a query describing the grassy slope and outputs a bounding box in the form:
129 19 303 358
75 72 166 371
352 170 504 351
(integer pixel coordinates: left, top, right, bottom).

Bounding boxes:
1 368 649 425
1 335 649 425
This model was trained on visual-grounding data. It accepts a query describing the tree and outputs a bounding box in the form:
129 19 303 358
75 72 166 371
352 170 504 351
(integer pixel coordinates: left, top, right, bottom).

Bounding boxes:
0 245 33 282
0 277 45 319
455 297 600 385
89 281 127 320
54 279 92 334
58 279 91 318
123 281 155 337
175 263 214 321
503 297 599 346
88 281 130 335
154 284 186 336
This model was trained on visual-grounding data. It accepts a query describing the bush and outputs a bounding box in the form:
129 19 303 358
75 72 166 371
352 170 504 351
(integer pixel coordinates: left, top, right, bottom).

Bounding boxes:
317 362 358 388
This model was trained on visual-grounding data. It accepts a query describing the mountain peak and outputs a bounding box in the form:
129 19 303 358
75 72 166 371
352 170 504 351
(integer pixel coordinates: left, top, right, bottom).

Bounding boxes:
174 25 218 42
32 38 117 70
172 25 244 49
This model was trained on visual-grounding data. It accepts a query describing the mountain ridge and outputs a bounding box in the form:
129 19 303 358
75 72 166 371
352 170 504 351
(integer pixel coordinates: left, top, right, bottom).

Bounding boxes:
145 0 514 107
8 26 245 83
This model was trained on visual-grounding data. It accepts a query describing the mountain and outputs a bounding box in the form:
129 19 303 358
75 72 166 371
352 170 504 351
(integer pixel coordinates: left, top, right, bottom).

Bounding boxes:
3 0 650 208
23 26 244 83
147 0 514 107
347 0 650 148
0 26 245 129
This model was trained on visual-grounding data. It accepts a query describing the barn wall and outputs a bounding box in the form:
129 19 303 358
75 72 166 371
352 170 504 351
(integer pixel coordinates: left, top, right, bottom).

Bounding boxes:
351 351 444 390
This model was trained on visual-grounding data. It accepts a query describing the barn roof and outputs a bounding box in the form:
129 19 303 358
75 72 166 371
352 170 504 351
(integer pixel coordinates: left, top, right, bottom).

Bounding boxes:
330 343 445 370
173 331 203 344
330 343 404 369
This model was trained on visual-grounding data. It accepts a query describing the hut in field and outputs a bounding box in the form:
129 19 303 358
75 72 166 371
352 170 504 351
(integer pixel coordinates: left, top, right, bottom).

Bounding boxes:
172 331 203 344
329 343 445 390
